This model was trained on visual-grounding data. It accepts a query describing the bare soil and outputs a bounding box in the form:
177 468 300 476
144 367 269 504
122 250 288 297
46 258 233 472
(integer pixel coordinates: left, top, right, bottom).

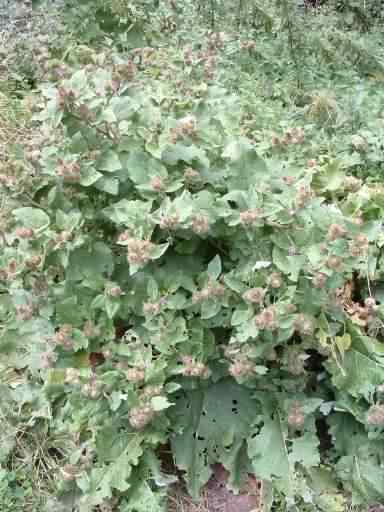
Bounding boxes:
168 464 265 512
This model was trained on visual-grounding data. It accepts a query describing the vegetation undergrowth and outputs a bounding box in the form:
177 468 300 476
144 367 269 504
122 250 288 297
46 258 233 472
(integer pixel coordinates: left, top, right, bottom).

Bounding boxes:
1 1 384 511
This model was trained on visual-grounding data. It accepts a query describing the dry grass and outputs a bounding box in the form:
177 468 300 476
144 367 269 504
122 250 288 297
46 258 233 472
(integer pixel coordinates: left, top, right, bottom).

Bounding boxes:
306 89 339 125
0 42 33 162
167 484 379 512
168 485 212 512
0 90 31 161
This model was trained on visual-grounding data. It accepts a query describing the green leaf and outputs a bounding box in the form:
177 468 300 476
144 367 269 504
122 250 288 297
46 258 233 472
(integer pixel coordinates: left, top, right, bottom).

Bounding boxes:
123 479 166 512
308 468 346 512
109 391 127 412
55 210 82 231
335 333 352 357
91 294 106 310
248 412 291 494
67 242 114 281
111 96 138 121
314 491 347 512
272 247 306 282
13 207 50 230
69 69 88 92
147 277 159 300
223 274 247 294
162 143 209 167
151 396 173 411
223 138 268 191
165 382 181 394
100 107 117 124
201 300 221 320
80 166 103 186
169 378 258 498
314 159 344 192
326 349 384 398
336 455 384 504
96 428 132 463
56 296 83 324
207 255 222 280
127 150 167 186
94 176 119 195
142 450 178 487
150 243 169 260
105 298 120 319
78 434 144 499
231 307 252 326
97 150 122 173
289 432 320 468
103 199 152 227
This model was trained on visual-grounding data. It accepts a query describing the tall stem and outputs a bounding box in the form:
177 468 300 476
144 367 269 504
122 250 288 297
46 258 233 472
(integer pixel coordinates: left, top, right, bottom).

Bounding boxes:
210 0 215 30
281 0 302 89
237 0 243 29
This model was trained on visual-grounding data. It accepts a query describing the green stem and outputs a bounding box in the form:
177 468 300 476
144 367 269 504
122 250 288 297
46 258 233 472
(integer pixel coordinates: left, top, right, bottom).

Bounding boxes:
210 0 215 30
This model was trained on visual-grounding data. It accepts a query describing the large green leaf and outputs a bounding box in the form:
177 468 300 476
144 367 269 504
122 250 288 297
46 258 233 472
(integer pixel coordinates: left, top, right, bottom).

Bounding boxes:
326 348 384 398
328 413 384 503
67 242 114 281
97 150 122 173
272 247 306 282
336 455 384 504
162 143 209 167
103 199 152 225
289 432 320 468
13 207 50 230
248 413 291 494
77 434 144 500
248 397 321 497
122 479 166 512
126 150 167 186
94 176 119 195
169 378 258 498
307 468 346 512
223 138 268 191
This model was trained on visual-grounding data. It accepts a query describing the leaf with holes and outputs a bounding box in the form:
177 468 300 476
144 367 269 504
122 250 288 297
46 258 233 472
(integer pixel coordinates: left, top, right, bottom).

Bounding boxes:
168 378 259 499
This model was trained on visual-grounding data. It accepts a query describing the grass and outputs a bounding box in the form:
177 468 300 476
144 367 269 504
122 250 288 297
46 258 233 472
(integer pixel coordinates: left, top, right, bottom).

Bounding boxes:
0 88 31 161
0 363 77 511
168 486 212 512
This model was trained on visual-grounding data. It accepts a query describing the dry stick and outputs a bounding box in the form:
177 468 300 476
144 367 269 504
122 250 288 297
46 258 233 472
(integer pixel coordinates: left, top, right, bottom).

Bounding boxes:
281 0 302 89
366 252 373 298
